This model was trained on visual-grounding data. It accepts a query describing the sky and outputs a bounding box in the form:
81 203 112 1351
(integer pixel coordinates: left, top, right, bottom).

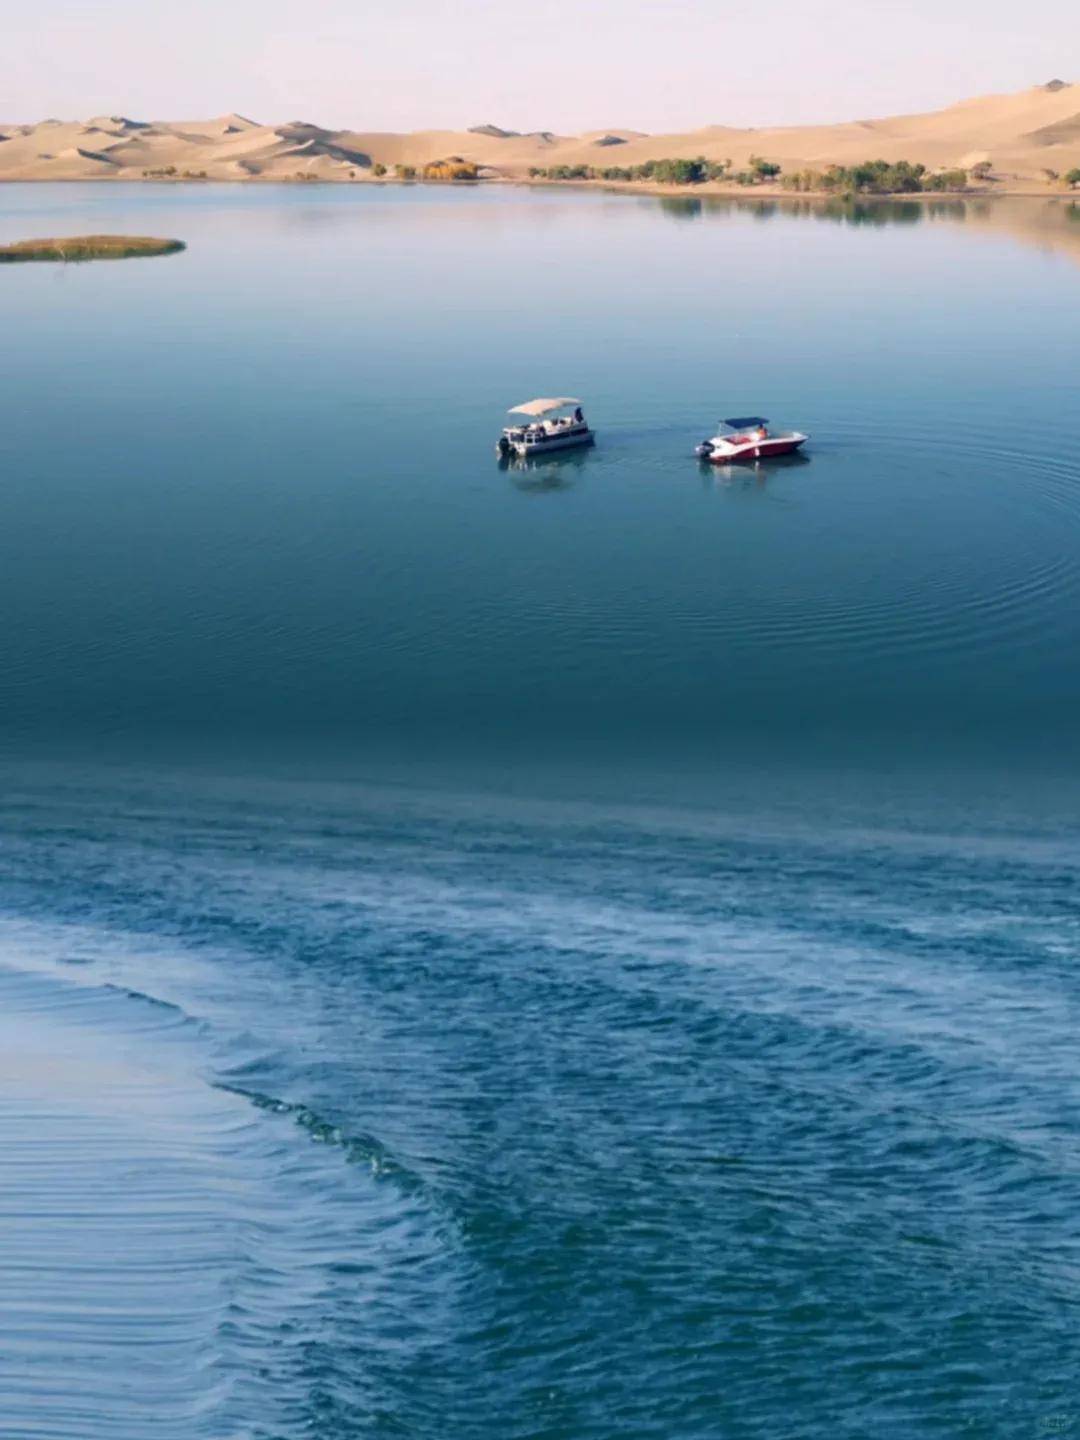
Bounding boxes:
4 0 1079 132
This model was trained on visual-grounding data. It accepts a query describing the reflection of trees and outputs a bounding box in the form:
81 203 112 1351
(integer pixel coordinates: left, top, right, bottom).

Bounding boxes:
808 199 923 226
657 196 703 222
924 201 968 222
648 193 1080 266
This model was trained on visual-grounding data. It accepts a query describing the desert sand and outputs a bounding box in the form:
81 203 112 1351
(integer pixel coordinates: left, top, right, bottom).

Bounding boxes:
0 83 1078 190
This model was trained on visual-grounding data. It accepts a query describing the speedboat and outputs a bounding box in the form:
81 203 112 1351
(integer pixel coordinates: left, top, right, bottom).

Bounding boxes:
695 416 808 463
496 397 594 458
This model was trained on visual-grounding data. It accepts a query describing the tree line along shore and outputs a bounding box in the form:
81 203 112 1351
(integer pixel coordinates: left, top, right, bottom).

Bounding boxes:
347 152 1080 195
522 156 1080 195
133 155 1080 192
118 157 1080 193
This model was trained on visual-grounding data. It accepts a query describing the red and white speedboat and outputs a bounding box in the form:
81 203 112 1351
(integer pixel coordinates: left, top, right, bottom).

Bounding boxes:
695 416 808 463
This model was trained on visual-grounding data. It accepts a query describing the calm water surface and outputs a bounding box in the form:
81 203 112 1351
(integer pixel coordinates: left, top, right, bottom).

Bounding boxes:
1 184 1079 1438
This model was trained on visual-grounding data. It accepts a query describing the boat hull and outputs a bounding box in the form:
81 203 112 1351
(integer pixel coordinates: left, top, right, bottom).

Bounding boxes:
705 433 807 464
510 428 594 458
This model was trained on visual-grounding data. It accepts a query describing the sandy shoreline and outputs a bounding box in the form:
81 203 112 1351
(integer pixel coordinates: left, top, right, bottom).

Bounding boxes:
1 174 1073 201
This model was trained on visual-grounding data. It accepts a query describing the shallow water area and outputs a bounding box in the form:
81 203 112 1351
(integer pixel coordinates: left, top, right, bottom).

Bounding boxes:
1 184 1080 1438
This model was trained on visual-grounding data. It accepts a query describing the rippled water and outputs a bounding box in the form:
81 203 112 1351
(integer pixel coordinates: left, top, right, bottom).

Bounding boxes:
1 185 1080 1437
2 185 1080 775
2 772 1079 1438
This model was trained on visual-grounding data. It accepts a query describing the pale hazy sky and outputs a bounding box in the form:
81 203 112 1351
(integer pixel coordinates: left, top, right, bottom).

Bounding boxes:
5 0 1078 131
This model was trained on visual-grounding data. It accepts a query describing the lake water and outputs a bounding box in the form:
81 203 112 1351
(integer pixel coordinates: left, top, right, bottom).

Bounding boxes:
2 183 1080 1438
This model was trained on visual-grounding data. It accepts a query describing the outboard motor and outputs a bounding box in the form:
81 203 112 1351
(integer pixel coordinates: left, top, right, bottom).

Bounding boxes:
694 440 714 459
496 434 512 457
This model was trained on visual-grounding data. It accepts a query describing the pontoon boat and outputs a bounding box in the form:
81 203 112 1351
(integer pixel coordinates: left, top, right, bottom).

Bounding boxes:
497 398 594 458
695 416 808 463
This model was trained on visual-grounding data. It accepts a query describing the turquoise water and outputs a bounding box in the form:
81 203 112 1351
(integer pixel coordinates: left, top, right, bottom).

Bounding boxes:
2 184 1080 1437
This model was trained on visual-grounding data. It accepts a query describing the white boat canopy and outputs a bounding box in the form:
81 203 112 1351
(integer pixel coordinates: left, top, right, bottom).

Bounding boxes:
508 397 581 416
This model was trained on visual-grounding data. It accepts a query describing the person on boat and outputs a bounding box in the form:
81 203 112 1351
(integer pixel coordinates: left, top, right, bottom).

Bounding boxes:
574 406 584 424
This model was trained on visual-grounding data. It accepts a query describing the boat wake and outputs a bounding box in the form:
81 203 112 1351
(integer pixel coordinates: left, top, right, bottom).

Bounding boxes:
1 773 1079 1437
0 936 457 1440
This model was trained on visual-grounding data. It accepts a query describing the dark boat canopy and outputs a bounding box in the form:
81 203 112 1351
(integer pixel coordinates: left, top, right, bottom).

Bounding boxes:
723 415 768 428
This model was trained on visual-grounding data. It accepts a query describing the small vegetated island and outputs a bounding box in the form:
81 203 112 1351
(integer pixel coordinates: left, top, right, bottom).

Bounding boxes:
528 155 974 194
0 235 186 263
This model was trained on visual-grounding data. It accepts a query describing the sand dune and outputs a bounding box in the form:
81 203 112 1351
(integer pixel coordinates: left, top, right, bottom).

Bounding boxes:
0 83 1077 187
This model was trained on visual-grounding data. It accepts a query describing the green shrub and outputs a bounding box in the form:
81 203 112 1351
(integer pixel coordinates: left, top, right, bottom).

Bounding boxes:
775 161 971 194
423 157 480 180
533 155 778 187
782 168 826 192
819 159 951 193
923 169 969 191
750 154 782 180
